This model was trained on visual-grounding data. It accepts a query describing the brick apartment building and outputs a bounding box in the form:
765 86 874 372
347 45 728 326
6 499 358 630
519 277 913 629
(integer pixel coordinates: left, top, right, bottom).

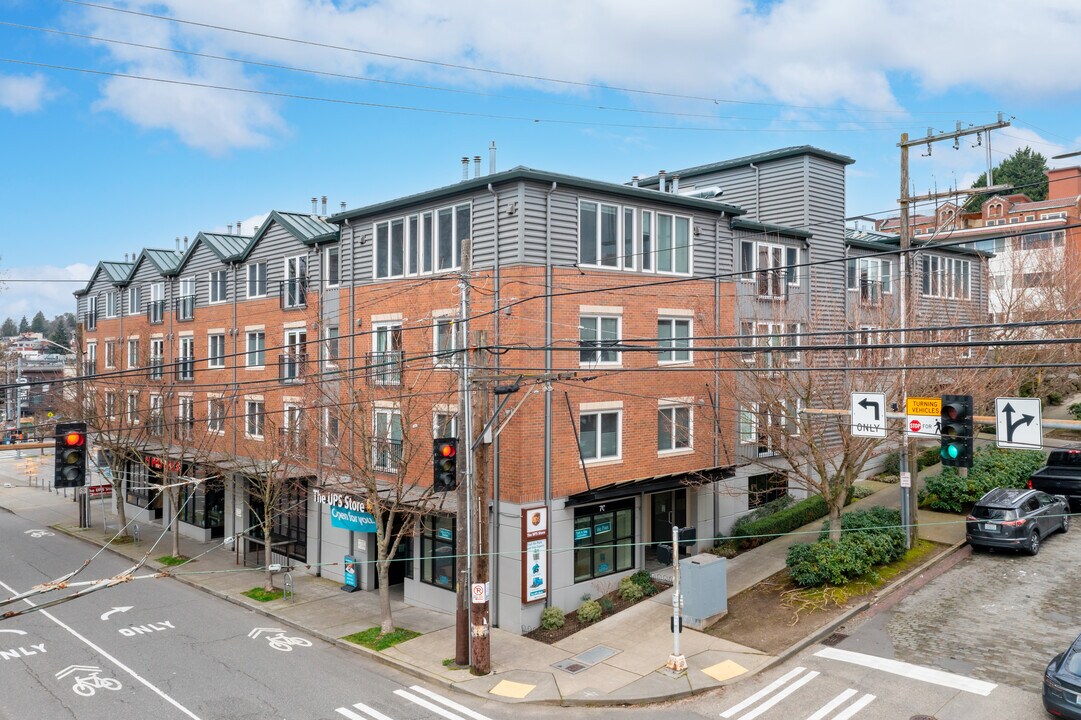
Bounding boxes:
75 145 854 633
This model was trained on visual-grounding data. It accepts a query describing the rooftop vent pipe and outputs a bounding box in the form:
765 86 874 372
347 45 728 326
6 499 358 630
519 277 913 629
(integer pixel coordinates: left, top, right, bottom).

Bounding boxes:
631 175 639 187
461 156 470 181
489 141 497 174
474 156 482 178
321 196 327 216
183 235 189 250
658 170 667 193
672 175 680 193
175 236 180 250
311 197 318 213
236 220 242 235
227 224 233 234
340 201 346 212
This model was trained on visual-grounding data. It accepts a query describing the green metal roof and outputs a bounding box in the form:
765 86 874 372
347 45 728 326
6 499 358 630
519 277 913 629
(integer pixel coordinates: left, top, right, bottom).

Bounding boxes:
637 145 856 187
271 211 338 245
100 261 135 283
731 217 813 239
142 248 184 274
329 166 746 224
844 228 992 257
199 232 253 261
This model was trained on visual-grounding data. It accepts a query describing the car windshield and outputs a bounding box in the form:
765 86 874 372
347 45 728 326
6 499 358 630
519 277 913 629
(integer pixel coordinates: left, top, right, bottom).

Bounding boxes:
972 506 1017 521
1066 650 1081 676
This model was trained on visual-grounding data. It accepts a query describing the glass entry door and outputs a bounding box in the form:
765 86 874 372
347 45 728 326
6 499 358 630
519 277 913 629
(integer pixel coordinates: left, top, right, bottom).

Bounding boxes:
650 489 686 549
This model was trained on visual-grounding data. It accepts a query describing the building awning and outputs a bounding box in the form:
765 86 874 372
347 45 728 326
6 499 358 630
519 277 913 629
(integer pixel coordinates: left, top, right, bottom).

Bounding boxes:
564 465 734 507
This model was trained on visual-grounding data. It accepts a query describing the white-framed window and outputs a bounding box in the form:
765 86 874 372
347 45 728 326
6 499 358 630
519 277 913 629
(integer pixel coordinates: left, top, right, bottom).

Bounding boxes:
177 395 194 440
246 262 267 298
209 269 228 304
283 256 307 308
105 291 118 318
86 295 98 328
848 325 892 362
125 286 139 315
323 408 340 447
104 391 117 420
207 398 225 434
148 394 164 435
282 403 303 445
579 315 620 366
434 411 458 438
126 391 139 425
740 241 798 297
579 408 621 462
246 331 265 367
104 340 116 369
579 202 691 274
846 256 892 303
322 325 339 366
149 338 164 378
1041 211 1067 220
579 200 620 268
657 317 691 363
208 333 225 368
658 404 692 453
371 323 403 385
740 322 800 367
921 255 971 299
179 277 195 298
373 408 403 472
433 317 459 367
127 338 139 368
375 204 468 279
245 399 265 438
325 246 340 287
739 402 796 456
85 342 97 366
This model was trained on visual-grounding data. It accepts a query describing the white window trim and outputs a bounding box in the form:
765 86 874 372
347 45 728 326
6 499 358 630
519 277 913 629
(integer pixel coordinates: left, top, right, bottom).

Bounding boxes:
325 246 341 288
373 203 469 280
657 317 693 365
207 333 226 369
579 408 622 465
246 262 268 298
245 398 265 439
657 403 694 456
579 315 622 368
207 397 226 435
208 269 228 304
245 331 266 369
433 316 459 368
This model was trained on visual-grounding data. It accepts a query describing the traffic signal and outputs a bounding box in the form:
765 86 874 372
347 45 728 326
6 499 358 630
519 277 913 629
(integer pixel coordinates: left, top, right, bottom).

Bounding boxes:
54 421 88 488
433 438 458 492
940 394 974 469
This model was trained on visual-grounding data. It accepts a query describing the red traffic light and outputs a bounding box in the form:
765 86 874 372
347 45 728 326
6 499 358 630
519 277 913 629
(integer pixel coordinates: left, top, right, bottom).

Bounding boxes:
439 443 456 458
64 432 85 447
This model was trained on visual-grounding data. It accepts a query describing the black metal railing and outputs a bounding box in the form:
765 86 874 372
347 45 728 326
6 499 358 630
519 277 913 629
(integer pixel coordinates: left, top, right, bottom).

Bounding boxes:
147 300 165 325
757 269 788 299
175 356 195 382
373 439 402 472
148 355 164 380
366 351 403 386
147 414 165 437
175 295 195 322
277 352 308 384
279 278 307 309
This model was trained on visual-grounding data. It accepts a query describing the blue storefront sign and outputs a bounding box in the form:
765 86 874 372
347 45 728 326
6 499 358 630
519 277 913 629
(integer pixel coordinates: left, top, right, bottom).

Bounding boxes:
574 527 591 541
343 554 358 592
329 504 377 533
437 527 453 541
594 521 612 535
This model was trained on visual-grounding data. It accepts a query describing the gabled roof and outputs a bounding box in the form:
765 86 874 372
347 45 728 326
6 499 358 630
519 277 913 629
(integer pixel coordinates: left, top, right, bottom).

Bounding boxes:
1011 197 1077 212
198 232 254 261
249 211 337 248
330 165 746 224
74 260 134 297
636 145 855 187
844 228 991 258
141 248 184 275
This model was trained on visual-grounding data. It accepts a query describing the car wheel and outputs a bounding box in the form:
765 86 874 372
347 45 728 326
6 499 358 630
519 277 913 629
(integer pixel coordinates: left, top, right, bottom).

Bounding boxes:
969 543 984 553
1026 530 1041 556
1062 514 1070 534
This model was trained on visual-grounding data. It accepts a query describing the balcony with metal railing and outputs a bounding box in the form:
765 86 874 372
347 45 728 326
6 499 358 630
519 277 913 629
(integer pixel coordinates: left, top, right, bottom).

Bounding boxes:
175 295 195 322
373 439 402 472
280 278 307 309
148 355 165 380
860 279 882 306
279 427 307 458
175 357 195 382
147 300 165 325
366 351 403 386
277 352 308 384
80 360 96 377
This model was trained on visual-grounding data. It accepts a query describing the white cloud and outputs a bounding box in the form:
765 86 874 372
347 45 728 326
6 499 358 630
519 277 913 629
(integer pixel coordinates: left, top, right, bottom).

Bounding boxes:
0 73 54 114
0 263 94 321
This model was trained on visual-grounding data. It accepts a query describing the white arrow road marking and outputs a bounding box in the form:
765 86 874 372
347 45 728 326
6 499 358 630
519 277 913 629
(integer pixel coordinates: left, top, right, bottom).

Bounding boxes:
335 702 396 720
0 629 28 635
55 664 101 679
0 577 202 719
406 685 493 720
248 627 286 639
804 688 858 720
814 647 997 696
832 694 876 720
99 606 133 621
721 666 806 718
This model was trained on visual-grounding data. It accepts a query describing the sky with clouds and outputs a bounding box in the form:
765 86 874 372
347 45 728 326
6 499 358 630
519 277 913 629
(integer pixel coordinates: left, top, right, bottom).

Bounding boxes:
2 0 1081 320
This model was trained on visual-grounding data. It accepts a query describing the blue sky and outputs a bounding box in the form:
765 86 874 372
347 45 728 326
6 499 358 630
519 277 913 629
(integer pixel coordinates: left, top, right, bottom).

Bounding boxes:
2 0 1081 320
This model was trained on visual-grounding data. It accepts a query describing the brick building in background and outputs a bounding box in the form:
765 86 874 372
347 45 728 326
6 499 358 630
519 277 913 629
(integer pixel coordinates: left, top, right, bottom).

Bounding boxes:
75 146 853 632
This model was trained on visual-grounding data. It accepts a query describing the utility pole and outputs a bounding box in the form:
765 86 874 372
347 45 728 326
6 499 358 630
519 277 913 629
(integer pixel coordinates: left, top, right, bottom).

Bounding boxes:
455 239 473 666
897 114 1011 544
470 329 491 675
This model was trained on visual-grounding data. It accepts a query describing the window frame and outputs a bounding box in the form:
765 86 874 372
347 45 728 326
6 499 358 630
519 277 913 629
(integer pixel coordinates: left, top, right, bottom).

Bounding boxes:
125 286 139 316
208 269 228 304
572 499 635 583
246 262 267 298
245 399 265 439
207 333 226 369
127 338 139 369
246 331 266 368
579 315 621 367
657 317 692 364
324 245 340 287
578 408 622 463
578 201 691 275
657 404 693 454
207 397 226 434
374 203 468 280
419 514 457 590
433 317 459 368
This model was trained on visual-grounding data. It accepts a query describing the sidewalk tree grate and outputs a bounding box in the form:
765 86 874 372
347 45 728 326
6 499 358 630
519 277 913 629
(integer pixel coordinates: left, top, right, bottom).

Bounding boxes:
573 645 620 666
821 632 848 646
551 660 590 675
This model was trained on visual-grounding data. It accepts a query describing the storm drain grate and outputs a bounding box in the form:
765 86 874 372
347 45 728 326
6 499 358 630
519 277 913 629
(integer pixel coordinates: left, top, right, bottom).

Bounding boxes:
821 632 848 647
552 660 590 675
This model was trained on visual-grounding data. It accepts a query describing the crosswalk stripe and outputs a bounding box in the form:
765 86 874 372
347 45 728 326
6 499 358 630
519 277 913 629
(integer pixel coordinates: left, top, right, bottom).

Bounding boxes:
831 693 875 720
803 688 858 720
395 689 466 720
721 666 808 718
737 670 819 720
814 647 997 696
408 685 493 720
334 703 396 720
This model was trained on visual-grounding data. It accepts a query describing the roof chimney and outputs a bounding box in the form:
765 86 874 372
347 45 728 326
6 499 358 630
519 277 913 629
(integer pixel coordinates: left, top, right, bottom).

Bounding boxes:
311 197 318 213
175 236 180 250
340 201 346 213
658 170 667 193
227 223 233 235
461 157 470 181
489 141 497 174
236 220 242 235
321 196 327 216
672 175 680 193
123 253 128 262
474 155 482 178
183 235 189 250
631 175 639 187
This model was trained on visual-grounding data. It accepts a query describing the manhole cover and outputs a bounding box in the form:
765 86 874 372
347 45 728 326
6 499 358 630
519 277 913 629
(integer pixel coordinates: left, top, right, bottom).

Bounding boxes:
821 632 848 647
573 645 620 665
551 660 590 675
910 715 938 720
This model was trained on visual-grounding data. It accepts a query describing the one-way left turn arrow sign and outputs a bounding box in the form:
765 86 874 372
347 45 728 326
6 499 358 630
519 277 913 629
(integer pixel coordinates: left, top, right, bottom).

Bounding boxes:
851 392 887 438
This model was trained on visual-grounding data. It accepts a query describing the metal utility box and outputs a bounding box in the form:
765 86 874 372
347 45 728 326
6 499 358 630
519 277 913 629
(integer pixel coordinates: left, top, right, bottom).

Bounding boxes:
678 553 727 630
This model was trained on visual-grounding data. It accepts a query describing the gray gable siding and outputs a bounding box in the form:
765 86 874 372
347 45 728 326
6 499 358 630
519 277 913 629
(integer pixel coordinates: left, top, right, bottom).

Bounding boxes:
242 223 310 301
469 190 497 269
844 246 902 326
128 258 167 315
177 242 224 309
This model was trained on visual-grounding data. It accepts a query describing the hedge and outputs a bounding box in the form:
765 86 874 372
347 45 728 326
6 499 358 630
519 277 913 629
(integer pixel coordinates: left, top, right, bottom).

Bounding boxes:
920 447 1046 513
882 447 941 476
729 487 854 550
786 507 906 587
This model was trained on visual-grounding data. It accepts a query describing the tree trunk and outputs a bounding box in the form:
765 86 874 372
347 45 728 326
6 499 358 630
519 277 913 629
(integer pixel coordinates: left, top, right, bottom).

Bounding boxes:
171 494 181 558
377 560 394 635
827 494 844 542
114 478 128 537
263 515 274 592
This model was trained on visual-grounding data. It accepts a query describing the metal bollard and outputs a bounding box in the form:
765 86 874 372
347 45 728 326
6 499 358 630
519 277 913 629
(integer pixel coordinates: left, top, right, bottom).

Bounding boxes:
133 524 140 545
283 572 294 605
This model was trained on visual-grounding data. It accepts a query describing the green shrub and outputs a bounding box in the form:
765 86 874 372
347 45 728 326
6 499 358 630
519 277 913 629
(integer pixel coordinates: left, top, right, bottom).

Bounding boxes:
629 570 656 595
540 606 565 631
820 507 906 564
618 576 644 602
599 597 615 614
730 488 854 550
1048 391 1064 406
786 537 873 587
921 447 1047 512
707 540 740 558
1069 402 1081 421
851 485 875 499
729 493 795 533
577 599 602 624
917 447 940 470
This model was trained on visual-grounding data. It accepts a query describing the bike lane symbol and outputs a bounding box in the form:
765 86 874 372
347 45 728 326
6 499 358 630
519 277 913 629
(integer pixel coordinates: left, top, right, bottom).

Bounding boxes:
55 665 122 697
247 627 312 652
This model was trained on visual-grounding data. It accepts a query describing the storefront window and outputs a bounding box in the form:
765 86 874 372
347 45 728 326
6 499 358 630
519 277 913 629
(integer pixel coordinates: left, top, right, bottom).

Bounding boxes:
178 474 225 537
420 515 456 590
573 499 635 583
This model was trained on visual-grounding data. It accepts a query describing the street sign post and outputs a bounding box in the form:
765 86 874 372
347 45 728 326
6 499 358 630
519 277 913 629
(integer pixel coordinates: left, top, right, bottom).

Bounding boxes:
995 397 1042 450
906 397 942 438
850 392 887 438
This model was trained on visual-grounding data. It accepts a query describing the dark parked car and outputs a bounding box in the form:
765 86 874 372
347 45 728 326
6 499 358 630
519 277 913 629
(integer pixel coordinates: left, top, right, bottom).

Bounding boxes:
1029 448 1081 511
1045 632 1081 719
965 488 1068 555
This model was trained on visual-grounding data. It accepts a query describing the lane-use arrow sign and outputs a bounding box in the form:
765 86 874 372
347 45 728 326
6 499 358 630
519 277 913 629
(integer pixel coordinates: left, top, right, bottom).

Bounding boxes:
851 392 887 438
996 397 1043 450
99 607 133 622
858 397 881 421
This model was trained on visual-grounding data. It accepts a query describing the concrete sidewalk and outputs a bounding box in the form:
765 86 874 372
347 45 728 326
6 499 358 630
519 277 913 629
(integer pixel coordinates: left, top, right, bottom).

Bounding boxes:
0 450 966 706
